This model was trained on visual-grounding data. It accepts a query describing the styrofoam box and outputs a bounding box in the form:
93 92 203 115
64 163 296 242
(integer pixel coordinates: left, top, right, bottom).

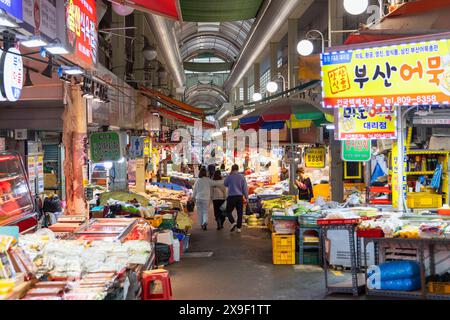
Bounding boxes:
328 230 375 267
157 230 174 245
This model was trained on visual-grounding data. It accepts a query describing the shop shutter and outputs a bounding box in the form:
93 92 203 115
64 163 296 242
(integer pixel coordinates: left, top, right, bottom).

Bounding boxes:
43 144 59 162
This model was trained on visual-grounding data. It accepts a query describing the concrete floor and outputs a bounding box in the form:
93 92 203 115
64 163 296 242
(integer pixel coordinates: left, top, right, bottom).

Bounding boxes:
167 208 366 300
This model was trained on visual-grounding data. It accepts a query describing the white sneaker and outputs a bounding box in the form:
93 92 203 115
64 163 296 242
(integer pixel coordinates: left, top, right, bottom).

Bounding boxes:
237 228 241 233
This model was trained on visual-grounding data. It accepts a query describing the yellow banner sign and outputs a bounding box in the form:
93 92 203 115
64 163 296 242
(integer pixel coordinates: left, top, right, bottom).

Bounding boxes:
337 106 397 140
321 38 450 107
304 147 326 168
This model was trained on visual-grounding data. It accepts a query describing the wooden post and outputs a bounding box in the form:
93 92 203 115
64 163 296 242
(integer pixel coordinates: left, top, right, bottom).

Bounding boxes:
330 129 344 202
62 84 88 215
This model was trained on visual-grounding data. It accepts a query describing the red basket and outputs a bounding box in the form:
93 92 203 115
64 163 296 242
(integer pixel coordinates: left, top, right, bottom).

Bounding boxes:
317 218 361 225
356 229 384 238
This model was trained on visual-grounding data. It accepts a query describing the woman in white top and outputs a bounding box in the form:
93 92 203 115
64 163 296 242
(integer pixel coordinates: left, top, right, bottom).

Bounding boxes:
191 168 224 231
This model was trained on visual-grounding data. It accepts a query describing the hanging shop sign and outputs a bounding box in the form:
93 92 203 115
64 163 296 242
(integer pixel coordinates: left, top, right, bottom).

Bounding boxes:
304 147 326 168
89 132 121 163
0 0 23 20
321 38 450 108
21 0 57 41
0 47 23 102
129 136 144 159
336 106 397 140
143 137 151 157
341 140 372 162
65 0 98 67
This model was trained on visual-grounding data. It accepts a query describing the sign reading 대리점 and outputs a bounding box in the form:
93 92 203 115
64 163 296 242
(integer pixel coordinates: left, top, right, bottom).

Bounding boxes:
89 132 121 163
337 105 397 140
321 38 450 108
65 0 97 67
304 147 326 168
341 140 372 162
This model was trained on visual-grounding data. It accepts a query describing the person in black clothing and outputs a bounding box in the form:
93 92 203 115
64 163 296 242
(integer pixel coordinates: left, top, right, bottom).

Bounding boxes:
295 167 314 201
211 170 227 230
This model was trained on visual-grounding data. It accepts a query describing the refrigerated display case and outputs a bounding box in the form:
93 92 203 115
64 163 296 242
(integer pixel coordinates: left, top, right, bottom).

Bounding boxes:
0 151 37 233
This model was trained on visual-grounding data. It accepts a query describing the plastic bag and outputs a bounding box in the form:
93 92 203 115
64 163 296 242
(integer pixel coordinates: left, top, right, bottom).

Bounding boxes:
368 261 420 282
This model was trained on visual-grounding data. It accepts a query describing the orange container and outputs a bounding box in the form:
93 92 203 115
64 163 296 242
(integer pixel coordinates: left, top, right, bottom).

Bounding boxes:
438 208 450 216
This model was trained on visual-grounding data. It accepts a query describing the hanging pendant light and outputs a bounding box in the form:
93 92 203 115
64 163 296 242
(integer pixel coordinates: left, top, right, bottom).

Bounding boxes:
41 57 53 78
24 68 33 87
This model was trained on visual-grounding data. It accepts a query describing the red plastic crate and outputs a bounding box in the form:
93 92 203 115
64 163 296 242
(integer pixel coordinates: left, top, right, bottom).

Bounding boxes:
317 218 361 225
356 229 384 238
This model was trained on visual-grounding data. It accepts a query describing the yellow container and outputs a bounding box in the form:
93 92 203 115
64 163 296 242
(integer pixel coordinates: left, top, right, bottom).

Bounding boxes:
407 192 442 209
273 249 296 265
272 233 296 265
428 282 450 294
146 215 163 228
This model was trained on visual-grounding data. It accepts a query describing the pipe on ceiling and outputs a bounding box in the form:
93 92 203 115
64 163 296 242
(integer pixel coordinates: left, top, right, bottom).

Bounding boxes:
223 0 303 93
144 13 186 89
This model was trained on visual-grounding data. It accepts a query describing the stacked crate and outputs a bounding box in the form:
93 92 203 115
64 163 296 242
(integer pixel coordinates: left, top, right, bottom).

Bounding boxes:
272 233 296 264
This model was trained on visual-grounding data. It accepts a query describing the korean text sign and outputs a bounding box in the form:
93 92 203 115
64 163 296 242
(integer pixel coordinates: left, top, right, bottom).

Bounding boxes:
66 0 97 67
0 0 22 20
321 39 450 108
337 105 396 140
341 140 372 162
304 147 326 168
89 132 121 163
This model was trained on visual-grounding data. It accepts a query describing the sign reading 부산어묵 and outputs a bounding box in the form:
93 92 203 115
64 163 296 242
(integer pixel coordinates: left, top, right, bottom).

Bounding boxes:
89 132 121 163
336 105 397 140
304 147 326 168
321 38 450 108
341 140 372 162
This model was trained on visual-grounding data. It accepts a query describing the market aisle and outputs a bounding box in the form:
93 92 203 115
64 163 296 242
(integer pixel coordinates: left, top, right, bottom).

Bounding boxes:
166 206 360 300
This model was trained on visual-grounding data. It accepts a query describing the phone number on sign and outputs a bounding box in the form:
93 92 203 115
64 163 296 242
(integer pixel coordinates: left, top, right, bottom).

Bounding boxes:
383 95 437 105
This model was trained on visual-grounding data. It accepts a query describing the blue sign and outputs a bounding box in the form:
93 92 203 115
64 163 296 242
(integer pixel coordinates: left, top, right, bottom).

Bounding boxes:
0 0 23 20
130 136 144 159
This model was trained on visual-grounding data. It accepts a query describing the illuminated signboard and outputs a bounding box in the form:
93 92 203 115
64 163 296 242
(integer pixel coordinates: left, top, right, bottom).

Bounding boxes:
336 105 397 140
0 0 22 20
321 38 450 108
65 0 97 67
304 147 326 168
341 140 372 162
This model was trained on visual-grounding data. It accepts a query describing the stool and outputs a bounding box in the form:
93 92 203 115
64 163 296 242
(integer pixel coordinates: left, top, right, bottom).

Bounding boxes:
161 177 170 183
142 269 173 300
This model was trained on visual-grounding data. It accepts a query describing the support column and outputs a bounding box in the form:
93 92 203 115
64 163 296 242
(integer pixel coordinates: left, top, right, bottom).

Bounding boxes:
243 77 249 105
62 84 88 215
253 63 261 96
288 19 298 89
330 129 344 202
270 42 278 80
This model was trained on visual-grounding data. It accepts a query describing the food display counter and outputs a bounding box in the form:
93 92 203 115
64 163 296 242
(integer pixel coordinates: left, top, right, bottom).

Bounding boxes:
0 152 37 233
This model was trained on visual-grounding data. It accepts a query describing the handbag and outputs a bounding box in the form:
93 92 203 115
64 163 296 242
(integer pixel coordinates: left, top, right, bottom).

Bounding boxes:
186 199 195 212
219 200 227 212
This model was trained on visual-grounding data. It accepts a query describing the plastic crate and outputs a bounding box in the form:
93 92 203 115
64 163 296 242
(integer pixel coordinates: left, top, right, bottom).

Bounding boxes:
146 216 163 228
273 249 296 265
407 192 442 208
428 282 450 294
273 219 297 234
302 251 320 265
317 218 361 225
272 233 296 250
298 214 320 227
356 229 384 238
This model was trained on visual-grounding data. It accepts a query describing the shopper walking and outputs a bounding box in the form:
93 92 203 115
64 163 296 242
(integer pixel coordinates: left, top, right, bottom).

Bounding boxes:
224 164 248 233
191 168 211 230
211 170 227 230
295 167 314 201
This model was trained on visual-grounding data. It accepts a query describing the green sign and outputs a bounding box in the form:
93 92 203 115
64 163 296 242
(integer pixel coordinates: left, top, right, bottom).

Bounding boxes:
341 140 372 162
89 132 121 163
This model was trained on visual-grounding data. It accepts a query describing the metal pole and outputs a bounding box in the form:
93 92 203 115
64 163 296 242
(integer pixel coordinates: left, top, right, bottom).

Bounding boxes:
328 0 332 47
396 105 404 212
289 119 296 195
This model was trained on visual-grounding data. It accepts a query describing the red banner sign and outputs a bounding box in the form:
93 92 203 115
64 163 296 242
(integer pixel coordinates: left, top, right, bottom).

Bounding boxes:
66 0 98 68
